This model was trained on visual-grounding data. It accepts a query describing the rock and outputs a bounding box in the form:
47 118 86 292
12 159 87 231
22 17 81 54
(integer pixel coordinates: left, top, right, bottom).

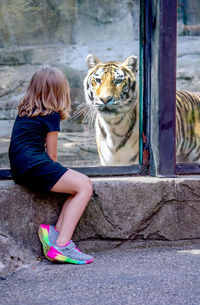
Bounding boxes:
74 177 176 241
73 0 137 44
182 24 200 36
0 231 34 277
131 178 200 241
1 177 200 255
176 37 200 92
0 1 139 48
1 177 200 275
0 48 33 66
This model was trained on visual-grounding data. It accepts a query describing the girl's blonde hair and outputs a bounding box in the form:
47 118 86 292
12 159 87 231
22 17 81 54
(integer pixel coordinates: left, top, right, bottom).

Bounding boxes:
18 67 71 120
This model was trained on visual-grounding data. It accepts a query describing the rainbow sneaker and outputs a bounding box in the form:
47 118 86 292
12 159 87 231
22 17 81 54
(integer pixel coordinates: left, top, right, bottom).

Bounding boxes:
38 224 58 260
46 240 94 264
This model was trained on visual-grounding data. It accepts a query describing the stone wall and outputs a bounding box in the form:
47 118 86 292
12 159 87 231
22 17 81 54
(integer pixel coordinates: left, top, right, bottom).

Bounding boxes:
0 0 139 48
1 176 200 275
0 0 199 48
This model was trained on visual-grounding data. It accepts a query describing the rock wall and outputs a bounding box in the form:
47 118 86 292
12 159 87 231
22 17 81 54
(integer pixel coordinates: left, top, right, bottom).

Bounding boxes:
0 0 200 48
1 176 200 275
1 177 200 252
0 0 139 48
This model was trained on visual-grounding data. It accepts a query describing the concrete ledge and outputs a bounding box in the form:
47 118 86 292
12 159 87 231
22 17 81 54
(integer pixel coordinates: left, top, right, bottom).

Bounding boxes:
1 176 200 274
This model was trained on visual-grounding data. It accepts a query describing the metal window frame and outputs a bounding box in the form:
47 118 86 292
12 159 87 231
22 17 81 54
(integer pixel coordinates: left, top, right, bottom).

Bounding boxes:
1 0 199 180
148 0 177 177
147 0 200 176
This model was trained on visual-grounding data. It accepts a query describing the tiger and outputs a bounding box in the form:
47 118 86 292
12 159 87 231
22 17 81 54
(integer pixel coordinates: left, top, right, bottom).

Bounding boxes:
83 54 139 166
176 90 200 163
83 54 200 165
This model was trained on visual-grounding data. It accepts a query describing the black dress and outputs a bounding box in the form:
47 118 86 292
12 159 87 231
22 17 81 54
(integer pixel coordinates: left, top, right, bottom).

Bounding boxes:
9 112 68 192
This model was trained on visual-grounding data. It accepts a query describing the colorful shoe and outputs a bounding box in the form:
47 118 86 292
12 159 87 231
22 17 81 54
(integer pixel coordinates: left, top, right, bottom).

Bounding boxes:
46 240 94 264
38 224 59 260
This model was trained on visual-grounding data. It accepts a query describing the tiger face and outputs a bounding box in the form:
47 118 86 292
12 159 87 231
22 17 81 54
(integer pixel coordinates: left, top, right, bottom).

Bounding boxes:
84 54 139 118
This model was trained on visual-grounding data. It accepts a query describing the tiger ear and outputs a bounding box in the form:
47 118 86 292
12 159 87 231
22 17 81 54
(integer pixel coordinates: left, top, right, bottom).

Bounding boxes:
86 54 101 69
122 55 139 73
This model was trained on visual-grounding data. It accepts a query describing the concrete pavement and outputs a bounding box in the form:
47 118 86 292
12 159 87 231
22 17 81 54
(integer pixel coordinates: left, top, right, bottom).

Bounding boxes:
1 244 200 305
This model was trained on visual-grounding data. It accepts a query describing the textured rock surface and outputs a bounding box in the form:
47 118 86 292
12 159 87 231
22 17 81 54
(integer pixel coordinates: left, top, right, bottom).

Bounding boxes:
0 0 139 48
1 177 200 275
0 232 34 277
0 177 200 251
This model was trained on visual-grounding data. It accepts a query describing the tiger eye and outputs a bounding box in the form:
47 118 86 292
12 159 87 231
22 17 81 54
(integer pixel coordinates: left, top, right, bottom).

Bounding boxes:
95 78 101 84
115 78 123 85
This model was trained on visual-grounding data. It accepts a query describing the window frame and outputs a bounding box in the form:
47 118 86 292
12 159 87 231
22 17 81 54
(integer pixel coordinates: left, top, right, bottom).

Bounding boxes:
147 0 177 177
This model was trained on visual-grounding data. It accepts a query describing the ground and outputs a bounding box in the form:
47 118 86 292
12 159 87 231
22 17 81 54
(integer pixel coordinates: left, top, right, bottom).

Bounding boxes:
1 243 200 305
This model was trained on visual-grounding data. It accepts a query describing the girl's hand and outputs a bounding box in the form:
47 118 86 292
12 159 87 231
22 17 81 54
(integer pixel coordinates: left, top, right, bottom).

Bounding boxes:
46 131 58 162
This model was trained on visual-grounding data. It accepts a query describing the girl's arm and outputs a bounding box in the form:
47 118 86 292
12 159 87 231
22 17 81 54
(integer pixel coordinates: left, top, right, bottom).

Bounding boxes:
46 131 58 162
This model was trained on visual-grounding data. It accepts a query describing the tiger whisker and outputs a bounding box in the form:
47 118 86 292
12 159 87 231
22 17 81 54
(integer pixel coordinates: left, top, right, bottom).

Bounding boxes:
82 109 92 124
72 103 90 120
73 103 89 114
72 110 87 120
82 106 97 129
88 109 97 129
74 103 88 113
88 113 94 129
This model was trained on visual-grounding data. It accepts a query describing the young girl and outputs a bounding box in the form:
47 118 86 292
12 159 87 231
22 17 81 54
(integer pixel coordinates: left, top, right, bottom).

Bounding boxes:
9 67 94 264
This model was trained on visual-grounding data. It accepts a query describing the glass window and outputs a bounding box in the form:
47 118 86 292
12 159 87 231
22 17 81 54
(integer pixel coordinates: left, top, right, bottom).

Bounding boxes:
0 0 140 171
177 0 200 164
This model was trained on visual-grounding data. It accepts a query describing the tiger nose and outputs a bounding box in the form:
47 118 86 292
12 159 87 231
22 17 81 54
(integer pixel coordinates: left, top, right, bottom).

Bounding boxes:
100 96 113 104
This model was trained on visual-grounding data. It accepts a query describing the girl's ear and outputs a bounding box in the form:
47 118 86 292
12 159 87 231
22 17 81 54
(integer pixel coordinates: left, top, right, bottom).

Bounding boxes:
122 55 139 73
86 54 101 69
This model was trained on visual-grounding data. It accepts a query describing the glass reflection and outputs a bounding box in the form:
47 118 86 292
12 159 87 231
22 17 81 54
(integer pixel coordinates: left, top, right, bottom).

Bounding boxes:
177 0 200 163
0 0 139 168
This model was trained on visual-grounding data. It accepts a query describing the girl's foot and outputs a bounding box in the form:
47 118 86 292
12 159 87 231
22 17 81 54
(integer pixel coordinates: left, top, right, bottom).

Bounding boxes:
38 224 59 259
46 240 94 264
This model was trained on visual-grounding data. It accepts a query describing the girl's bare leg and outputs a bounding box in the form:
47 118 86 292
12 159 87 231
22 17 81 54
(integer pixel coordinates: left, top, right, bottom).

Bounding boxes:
50 169 93 245
54 195 74 232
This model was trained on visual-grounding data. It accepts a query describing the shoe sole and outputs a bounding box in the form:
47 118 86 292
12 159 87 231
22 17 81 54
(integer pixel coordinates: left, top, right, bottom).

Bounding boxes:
46 246 94 265
38 225 55 262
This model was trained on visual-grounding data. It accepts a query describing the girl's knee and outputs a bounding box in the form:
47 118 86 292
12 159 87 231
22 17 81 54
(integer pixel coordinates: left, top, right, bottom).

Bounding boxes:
78 175 93 198
84 177 93 198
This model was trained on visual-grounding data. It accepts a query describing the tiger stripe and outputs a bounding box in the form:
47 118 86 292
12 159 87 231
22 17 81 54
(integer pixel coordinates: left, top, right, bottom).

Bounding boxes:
176 90 200 163
84 54 200 165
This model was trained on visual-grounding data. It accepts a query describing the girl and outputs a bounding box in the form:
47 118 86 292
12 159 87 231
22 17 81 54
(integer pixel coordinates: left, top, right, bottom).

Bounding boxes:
9 67 94 264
